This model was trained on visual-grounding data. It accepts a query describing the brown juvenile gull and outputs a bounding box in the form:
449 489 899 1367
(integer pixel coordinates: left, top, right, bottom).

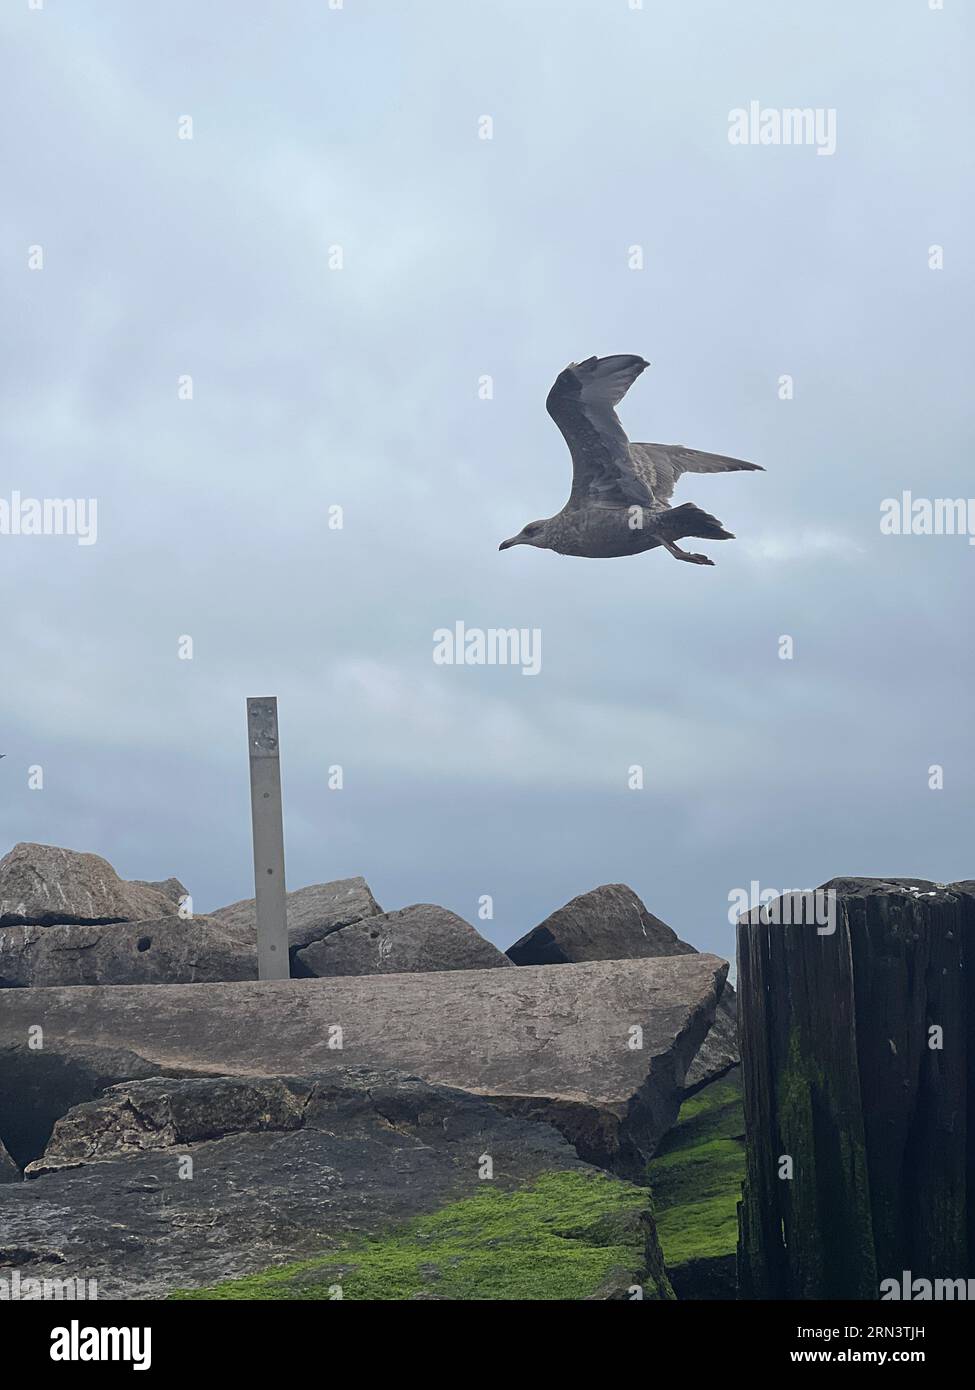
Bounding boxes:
499 354 763 565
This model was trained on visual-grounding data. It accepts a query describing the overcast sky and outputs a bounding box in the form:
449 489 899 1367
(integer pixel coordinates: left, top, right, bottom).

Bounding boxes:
1 0 972 963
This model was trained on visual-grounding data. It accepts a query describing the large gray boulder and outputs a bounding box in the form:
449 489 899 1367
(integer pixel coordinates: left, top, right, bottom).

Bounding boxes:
0 1069 674 1300
0 955 726 1177
210 877 382 956
506 883 738 1092
0 843 178 926
506 884 694 964
0 916 255 989
296 904 512 977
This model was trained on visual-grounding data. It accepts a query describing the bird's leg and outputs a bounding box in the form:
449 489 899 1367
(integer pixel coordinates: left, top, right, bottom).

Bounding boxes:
661 539 714 566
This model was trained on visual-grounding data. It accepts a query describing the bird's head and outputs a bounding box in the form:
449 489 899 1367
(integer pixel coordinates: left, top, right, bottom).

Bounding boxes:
499 519 553 551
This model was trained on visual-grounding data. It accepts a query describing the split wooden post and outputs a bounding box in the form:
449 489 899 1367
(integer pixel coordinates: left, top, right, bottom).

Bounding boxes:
246 696 290 980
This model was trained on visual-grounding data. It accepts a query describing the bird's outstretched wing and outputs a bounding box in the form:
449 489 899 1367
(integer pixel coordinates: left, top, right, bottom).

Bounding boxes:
628 442 764 507
546 355 655 507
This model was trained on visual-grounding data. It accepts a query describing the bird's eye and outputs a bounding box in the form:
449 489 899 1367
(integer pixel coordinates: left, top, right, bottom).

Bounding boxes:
524 524 540 537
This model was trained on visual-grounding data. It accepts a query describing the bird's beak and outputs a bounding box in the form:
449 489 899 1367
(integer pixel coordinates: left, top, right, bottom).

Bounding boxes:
498 536 519 551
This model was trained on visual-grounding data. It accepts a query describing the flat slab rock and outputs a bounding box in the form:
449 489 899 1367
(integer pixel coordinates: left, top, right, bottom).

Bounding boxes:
0 955 726 1176
0 915 256 989
210 877 382 954
0 843 178 927
0 1069 673 1300
506 883 738 1092
295 903 511 976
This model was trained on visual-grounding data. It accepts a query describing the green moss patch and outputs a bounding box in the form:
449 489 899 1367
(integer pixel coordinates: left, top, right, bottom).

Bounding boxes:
648 1071 745 1281
170 1169 673 1301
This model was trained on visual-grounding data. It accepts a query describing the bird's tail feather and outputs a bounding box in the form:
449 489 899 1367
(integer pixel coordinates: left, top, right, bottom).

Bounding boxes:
657 502 734 542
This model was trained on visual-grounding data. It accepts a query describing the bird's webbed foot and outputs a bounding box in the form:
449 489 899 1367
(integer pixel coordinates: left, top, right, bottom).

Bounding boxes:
662 540 715 566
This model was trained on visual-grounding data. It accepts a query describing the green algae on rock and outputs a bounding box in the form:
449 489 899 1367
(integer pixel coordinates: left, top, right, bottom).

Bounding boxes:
169 1170 675 1301
648 1069 744 1299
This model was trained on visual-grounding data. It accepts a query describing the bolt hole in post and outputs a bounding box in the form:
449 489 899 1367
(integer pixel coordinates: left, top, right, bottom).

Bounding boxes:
246 696 291 981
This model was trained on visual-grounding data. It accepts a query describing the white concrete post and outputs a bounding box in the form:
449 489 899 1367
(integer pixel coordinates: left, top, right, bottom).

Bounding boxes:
246 696 290 980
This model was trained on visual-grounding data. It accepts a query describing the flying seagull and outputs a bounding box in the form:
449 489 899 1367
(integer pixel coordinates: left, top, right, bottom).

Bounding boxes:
499 355 763 565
